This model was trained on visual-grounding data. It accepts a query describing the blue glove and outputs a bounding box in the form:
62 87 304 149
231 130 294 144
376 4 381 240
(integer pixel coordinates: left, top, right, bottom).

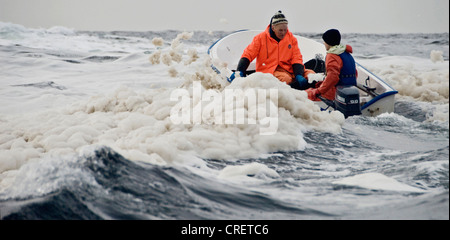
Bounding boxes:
295 75 308 90
229 71 245 82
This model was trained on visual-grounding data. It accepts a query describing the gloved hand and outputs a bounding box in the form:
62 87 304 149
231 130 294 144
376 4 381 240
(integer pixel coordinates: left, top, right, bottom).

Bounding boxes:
305 88 320 101
229 71 245 82
295 75 308 90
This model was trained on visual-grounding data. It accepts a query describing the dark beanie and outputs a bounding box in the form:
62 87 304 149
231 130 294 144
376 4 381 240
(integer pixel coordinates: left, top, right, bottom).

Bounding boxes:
271 10 288 26
322 29 341 46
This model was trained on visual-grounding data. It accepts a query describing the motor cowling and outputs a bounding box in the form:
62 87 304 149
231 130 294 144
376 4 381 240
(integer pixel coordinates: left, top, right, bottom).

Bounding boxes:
334 86 361 118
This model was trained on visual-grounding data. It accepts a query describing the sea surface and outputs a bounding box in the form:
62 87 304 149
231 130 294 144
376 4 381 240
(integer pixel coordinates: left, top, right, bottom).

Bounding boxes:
0 22 448 220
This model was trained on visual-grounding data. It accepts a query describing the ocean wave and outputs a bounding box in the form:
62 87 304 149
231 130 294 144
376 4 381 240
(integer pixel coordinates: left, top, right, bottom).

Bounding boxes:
1 146 333 219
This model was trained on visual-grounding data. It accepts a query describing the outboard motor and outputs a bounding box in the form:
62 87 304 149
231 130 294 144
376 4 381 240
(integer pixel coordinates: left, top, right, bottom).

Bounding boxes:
334 86 361 118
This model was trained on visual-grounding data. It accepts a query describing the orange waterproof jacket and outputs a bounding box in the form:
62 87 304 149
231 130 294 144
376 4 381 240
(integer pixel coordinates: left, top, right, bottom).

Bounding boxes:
310 45 357 101
241 25 304 74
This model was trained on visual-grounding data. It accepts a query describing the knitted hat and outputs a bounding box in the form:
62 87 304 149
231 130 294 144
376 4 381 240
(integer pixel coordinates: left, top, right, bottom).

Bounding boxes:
322 29 341 46
271 11 288 26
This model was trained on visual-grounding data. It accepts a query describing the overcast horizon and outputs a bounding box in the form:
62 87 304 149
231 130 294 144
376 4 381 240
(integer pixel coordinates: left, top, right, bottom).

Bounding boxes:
1 0 449 33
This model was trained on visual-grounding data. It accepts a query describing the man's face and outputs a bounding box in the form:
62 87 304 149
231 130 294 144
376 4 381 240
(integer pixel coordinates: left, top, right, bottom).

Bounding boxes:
272 23 288 40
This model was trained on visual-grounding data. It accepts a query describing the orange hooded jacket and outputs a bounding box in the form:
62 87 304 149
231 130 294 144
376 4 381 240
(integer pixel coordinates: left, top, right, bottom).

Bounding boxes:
307 45 357 101
241 25 304 75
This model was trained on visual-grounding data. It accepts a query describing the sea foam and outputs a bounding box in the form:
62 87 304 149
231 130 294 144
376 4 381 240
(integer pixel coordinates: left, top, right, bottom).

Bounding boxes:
0 31 345 175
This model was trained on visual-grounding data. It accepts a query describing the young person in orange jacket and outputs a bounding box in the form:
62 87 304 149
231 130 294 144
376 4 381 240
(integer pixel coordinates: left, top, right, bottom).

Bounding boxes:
230 11 314 90
305 29 358 101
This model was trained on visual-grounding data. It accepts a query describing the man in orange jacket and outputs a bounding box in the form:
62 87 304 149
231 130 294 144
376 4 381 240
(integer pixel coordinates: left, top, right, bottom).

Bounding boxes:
305 29 358 101
230 11 313 90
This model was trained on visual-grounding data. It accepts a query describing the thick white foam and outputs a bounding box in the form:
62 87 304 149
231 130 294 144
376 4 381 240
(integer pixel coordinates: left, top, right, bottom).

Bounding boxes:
0 28 345 177
332 172 426 193
0 70 345 174
358 55 449 104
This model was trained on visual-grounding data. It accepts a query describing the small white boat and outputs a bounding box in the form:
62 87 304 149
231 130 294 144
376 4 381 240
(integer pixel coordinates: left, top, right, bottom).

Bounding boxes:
208 30 398 117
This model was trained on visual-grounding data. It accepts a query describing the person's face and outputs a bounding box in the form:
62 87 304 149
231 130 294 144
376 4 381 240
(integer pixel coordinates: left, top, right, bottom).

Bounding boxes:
272 23 288 40
324 42 331 50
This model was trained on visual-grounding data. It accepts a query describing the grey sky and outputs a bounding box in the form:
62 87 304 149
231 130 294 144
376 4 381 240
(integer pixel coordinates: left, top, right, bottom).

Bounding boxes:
0 0 448 33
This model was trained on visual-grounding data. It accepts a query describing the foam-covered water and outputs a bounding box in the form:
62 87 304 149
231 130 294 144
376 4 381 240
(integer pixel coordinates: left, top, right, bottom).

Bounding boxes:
0 22 448 219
